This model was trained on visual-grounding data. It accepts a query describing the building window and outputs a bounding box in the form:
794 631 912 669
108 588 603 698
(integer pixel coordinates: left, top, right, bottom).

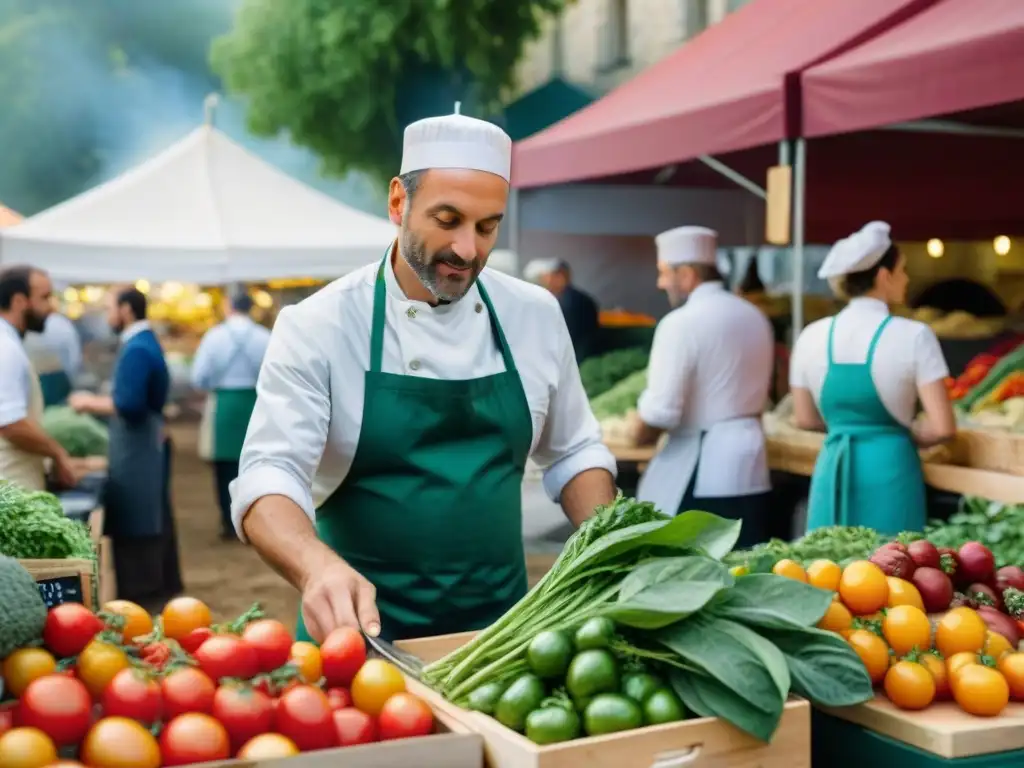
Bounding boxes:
598 0 629 72
682 0 709 40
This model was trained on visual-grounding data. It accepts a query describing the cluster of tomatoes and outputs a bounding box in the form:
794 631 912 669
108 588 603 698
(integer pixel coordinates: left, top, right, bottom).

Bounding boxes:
0 597 434 767
771 557 1024 716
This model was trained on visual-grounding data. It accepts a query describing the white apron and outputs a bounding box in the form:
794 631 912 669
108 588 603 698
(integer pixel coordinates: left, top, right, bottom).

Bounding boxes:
637 416 766 516
0 364 47 490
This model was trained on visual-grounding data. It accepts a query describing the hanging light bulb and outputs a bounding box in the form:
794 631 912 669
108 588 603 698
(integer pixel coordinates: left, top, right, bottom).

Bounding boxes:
135 279 151 294
926 239 944 259
994 236 1011 256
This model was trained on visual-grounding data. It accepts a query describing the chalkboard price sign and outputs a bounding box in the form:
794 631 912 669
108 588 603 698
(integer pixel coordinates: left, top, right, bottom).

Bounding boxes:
37 575 86 608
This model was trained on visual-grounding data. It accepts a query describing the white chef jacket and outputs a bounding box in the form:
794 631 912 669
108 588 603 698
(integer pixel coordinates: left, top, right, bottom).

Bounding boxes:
230 256 617 537
0 318 32 428
191 315 271 391
636 282 774 501
789 297 950 427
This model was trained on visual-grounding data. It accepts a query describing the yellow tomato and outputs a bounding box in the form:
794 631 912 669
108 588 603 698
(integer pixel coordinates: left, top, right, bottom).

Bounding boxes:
983 630 1014 660
102 600 154 643
161 596 212 641
0 727 58 768
772 559 808 583
806 560 842 592
289 641 322 684
1 649 57 698
882 605 932 657
935 608 987 658
77 641 130 698
351 659 406 716
839 561 889 615
884 660 936 711
953 664 1010 717
729 565 749 578
847 629 890 685
237 734 300 759
817 601 853 635
997 652 1024 701
885 577 925 611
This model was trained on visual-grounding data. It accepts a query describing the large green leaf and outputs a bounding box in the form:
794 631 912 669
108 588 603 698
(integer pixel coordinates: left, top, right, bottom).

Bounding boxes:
712 619 790 700
671 669 782 742
708 573 834 629
605 557 732 629
757 625 874 707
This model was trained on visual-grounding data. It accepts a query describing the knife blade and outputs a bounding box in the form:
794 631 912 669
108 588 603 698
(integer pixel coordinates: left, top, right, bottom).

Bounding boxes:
362 630 426 681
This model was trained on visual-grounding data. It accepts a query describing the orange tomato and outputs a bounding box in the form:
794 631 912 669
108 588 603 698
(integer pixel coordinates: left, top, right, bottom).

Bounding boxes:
772 559 808 583
847 629 891 685
1 649 56 698
953 664 1010 717
997 652 1024 701
237 733 301 759
102 600 154 644
885 577 925 612
884 660 936 710
161 597 213 641
983 630 1013 660
839 561 889 615
935 608 987 658
0 727 58 768
289 641 323 684
919 653 951 701
817 601 853 634
351 659 406 716
882 605 932 657
946 651 980 689
806 560 842 591
81 717 160 768
77 640 130 699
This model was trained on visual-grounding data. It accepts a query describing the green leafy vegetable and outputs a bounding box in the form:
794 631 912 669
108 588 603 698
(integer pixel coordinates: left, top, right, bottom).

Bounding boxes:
708 573 834 629
0 480 96 560
579 348 649 399
41 406 109 458
589 369 647 421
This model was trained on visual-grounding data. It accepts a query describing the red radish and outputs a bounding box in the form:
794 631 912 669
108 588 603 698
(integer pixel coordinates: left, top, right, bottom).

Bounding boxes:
869 547 916 579
879 542 908 554
957 542 995 585
977 606 1022 648
996 566 1024 593
911 567 955 613
966 583 1004 612
937 547 960 579
907 540 941 570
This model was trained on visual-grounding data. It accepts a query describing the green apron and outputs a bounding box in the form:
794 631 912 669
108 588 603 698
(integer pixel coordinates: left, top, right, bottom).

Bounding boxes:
208 326 261 461
807 316 926 536
296 259 534 643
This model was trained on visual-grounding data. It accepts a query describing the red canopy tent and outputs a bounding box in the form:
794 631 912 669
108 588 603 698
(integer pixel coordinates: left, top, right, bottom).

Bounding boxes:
511 0 932 189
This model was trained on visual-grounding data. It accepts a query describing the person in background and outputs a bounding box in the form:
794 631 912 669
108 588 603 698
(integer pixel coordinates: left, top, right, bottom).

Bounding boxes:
70 287 180 610
192 291 271 540
789 221 955 535
0 265 77 490
628 226 774 547
24 311 83 406
523 258 600 362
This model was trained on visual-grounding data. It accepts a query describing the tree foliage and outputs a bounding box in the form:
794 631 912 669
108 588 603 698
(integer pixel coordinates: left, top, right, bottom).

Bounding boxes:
211 0 568 187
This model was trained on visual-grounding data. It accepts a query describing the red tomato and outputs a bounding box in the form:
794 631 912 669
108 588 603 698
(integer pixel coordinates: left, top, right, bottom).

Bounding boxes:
17 675 93 746
327 687 352 711
179 627 214 655
378 693 434 740
333 707 377 746
241 619 293 673
140 642 171 670
42 605 104 659
320 627 366 688
101 668 162 724
275 685 337 751
0 702 18 737
212 684 273 750
159 713 231 766
195 635 261 682
161 668 216 719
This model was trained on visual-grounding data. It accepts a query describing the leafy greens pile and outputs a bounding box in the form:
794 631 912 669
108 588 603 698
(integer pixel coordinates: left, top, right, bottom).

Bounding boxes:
579 348 649 399
589 370 648 421
42 406 109 458
0 481 95 560
422 496 872 742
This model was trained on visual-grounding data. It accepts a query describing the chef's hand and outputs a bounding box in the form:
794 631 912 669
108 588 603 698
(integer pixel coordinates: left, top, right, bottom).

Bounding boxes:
51 453 79 489
68 392 93 413
301 558 381 643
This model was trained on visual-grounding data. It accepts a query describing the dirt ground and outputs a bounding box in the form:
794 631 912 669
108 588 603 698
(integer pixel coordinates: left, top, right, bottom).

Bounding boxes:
163 423 556 632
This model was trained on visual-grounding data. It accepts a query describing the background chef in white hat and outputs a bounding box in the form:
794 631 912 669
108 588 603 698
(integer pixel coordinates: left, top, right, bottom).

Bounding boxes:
626 227 770 548
231 108 617 643
628 226 774 547
523 258 600 362
789 221 955 535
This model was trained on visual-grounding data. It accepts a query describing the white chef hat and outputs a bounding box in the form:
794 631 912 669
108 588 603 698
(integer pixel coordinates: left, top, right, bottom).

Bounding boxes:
523 258 566 282
818 221 893 279
400 103 512 182
655 226 718 266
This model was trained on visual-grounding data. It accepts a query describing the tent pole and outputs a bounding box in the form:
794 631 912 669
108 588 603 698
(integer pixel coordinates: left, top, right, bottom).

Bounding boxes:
791 138 807 338
697 155 766 199
882 119 1024 140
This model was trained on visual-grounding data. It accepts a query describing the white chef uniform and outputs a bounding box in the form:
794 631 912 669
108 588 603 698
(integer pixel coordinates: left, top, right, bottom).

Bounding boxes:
0 317 46 490
636 226 774 519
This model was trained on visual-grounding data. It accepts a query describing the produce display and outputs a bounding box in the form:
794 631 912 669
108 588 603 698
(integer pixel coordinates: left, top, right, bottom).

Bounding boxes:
590 369 647 423
0 481 95 560
0 583 438 767
767 538 1024 716
41 407 109 459
420 496 874 744
902 307 1006 340
579 347 648 399
946 336 1024 428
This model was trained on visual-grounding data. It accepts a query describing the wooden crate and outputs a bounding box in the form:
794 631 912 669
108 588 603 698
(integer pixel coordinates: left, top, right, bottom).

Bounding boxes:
398 632 811 768
958 428 1024 476
820 696 1024 760
19 558 96 610
202 707 482 768
98 536 116 604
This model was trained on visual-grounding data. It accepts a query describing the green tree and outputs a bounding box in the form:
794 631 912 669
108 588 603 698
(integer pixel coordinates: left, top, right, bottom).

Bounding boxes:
211 0 568 187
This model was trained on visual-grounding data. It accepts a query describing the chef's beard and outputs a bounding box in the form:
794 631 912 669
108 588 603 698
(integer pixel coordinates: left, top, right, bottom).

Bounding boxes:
23 308 46 334
399 226 481 302
665 286 687 308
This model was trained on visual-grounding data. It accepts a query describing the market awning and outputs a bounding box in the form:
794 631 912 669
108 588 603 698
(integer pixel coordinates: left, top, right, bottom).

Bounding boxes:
511 0 932 189
502 78 595 142
802 0 1024 136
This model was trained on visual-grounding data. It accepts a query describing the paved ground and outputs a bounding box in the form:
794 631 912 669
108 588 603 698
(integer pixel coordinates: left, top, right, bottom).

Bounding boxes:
164 424 564 631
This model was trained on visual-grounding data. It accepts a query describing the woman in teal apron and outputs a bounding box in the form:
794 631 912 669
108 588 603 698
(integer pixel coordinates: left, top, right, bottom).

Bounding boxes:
295 258 534 643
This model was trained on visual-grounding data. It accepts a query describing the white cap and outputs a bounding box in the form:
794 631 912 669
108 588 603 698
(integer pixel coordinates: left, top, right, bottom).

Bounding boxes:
655 226 718 266
487 249 517 275
400 103 512 182
818 221 892 279
523 258 564 282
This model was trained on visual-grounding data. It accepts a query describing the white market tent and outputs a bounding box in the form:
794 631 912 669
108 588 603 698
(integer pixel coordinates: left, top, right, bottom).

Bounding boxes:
0 124 396 284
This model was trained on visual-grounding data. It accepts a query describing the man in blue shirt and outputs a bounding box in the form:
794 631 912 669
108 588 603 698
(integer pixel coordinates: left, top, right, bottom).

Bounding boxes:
524 259 600 362
71 287 180 609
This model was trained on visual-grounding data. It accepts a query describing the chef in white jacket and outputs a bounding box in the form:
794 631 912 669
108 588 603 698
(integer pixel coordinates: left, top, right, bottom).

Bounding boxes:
231 108 618 643
629 226 774 546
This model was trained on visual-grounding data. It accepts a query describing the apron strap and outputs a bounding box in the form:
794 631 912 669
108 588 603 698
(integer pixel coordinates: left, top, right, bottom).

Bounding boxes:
371 257 518 374
865 316 892 365
209 327 259 389
826 317 838 365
